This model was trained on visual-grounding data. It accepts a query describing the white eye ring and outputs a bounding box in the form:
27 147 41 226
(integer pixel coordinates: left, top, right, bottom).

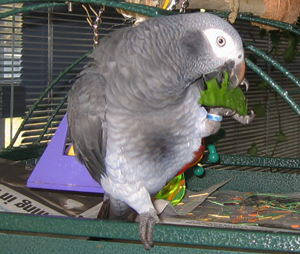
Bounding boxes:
216 36 226 47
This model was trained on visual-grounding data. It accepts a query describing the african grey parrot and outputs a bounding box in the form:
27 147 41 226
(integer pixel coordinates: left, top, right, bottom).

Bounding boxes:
67 12 252 249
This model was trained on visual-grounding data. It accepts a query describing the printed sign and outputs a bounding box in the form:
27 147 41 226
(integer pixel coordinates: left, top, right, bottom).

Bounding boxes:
0 184 64 216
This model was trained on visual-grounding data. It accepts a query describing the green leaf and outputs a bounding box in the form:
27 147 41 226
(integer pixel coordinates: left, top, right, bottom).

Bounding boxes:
283 46 295 63
247 143 258 156
276 130 287 142
253 103 265 117
199 71 248 116
256 80 268 90
284 38 297 63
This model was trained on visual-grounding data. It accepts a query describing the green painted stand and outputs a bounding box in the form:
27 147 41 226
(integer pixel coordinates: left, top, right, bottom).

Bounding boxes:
1 168 300 253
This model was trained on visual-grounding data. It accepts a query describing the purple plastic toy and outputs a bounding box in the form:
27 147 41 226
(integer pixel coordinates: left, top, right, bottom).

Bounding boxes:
27 114 104 193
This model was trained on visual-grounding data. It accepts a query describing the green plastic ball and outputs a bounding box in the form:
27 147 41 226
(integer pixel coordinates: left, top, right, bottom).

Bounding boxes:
194 166 205 176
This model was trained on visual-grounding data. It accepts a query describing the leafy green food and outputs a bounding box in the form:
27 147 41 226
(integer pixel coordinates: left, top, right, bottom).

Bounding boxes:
199 71 248 116
247 143 258 156
253 103 265 117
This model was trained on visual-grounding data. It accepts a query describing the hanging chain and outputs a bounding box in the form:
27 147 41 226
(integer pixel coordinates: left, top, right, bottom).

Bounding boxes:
167 0 189 13
82 5 105 48
179 0 189 13
166 0 179 11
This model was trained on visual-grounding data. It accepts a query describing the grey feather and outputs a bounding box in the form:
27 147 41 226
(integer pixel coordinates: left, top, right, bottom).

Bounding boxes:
68 63 107 182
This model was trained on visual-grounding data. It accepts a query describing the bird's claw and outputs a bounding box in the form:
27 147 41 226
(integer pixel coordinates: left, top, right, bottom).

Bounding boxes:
139 208 159 250
232 110 255 125
240 78 249 91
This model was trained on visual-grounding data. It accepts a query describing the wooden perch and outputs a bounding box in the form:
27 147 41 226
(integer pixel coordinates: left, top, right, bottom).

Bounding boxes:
177 0 267 17
120 0 300 30
176 0 300 30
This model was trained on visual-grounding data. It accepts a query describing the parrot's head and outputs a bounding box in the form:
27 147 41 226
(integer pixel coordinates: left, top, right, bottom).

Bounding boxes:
179 12 246 90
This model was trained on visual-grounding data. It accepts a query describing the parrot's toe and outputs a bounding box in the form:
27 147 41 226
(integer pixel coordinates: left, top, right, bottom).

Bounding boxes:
97 199 110 219
232 110 255 125
209 107 235 116
241 78 249 91
139 208 159 250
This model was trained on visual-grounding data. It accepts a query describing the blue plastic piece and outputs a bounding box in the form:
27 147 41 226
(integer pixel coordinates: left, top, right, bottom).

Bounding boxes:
27 114 104 193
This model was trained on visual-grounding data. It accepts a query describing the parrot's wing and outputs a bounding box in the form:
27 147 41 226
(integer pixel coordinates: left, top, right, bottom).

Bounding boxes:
67 65 107 182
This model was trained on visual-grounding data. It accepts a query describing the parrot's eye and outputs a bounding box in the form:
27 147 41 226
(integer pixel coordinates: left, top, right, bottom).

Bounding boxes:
216 36 226 47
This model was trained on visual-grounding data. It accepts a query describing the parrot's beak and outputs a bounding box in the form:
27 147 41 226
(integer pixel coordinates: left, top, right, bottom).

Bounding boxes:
202 59 247 91
228 59 246 90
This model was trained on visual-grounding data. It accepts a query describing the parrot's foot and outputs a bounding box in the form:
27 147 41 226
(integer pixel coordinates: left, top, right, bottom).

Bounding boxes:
209 107 255 125
232 110 255 125
139 208 159 250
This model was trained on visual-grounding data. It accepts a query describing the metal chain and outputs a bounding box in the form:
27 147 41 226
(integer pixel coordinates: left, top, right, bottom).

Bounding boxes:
82 5 105 48
167 0 189 13
166 0 179 11
179 0 189 13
